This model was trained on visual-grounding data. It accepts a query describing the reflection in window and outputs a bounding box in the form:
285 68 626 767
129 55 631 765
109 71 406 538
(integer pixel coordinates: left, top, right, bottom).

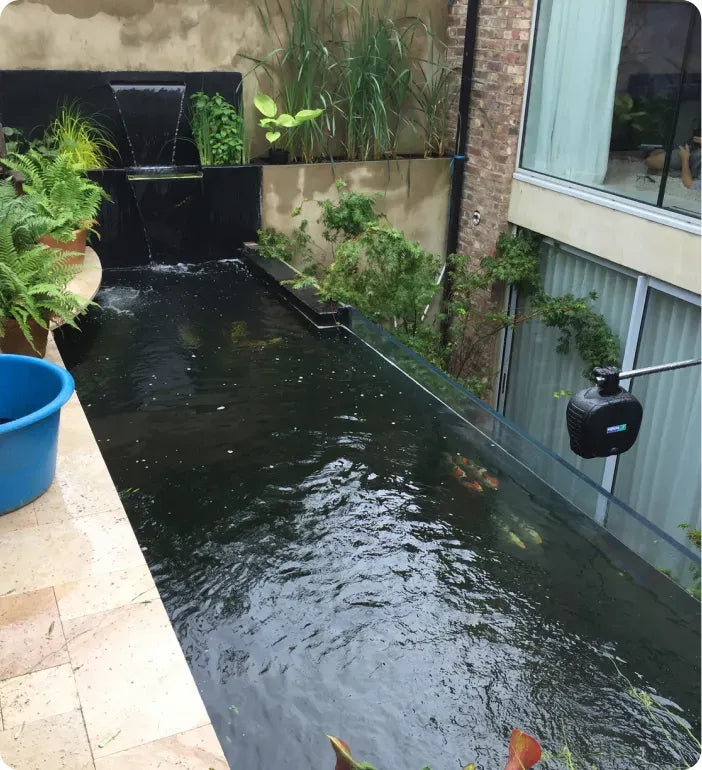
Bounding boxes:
521 0 701 218
662 9 701 216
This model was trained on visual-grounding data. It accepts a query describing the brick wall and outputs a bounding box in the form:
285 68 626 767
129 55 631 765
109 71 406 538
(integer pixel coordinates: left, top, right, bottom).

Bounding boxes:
447 0 534 259
445 0 535 399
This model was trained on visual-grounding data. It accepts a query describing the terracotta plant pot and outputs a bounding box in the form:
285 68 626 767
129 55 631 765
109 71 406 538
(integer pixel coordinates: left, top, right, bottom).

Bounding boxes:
0 319 49 358
39 229 87 267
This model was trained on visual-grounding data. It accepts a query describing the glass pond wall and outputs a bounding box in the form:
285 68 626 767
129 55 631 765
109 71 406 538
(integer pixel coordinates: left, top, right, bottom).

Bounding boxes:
349 307 699 591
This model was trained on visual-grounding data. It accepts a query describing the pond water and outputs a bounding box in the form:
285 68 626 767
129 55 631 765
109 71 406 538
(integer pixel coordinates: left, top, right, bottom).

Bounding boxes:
56 260 701 770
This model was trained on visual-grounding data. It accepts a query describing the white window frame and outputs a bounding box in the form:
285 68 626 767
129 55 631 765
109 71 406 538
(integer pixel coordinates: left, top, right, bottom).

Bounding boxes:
515 0 702 236
497 239 701 522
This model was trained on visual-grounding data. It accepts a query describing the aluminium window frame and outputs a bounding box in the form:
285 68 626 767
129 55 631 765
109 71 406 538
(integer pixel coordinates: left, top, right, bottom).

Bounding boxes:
514 0 702 235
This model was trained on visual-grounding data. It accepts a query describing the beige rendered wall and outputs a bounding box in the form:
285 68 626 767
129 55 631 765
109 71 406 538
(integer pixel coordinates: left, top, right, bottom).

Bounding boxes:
261 158 451 267
0 0 447 158
508 179 702 295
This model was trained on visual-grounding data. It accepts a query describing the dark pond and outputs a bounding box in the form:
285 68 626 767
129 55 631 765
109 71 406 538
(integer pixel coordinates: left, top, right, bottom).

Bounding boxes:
56 260 701 770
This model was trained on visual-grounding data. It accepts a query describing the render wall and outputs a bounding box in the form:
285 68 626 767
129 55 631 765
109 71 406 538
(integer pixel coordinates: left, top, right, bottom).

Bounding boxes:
0 0 447 159
261 158 451 268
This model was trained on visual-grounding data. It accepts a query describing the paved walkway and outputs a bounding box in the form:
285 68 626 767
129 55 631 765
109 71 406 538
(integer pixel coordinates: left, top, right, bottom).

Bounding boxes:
0 338 229 769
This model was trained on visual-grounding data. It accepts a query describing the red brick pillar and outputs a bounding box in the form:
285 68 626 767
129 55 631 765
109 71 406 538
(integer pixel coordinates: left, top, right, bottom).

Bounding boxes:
447 0 535 258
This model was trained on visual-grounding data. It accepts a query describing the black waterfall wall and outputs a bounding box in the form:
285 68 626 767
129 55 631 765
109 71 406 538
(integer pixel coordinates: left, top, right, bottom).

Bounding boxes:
0 70 261 266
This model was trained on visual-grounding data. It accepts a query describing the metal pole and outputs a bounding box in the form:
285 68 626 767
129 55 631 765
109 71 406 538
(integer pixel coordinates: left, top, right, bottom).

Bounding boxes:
615 358 701 381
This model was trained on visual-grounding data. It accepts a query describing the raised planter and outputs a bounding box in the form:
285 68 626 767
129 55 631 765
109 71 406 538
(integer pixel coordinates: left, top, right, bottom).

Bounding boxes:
0 354 74 514
261 157 451 268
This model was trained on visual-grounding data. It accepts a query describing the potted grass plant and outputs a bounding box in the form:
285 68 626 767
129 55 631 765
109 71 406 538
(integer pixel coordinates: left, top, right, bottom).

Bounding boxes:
3 148 108 266
43 103 118 170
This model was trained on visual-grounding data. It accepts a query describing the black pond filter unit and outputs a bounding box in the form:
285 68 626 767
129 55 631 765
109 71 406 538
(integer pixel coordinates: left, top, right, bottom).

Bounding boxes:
567 359 701 459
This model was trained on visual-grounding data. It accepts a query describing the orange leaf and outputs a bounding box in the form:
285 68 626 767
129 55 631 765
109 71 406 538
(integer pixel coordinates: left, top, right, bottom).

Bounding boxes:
328 736 356 770
504 729 542 770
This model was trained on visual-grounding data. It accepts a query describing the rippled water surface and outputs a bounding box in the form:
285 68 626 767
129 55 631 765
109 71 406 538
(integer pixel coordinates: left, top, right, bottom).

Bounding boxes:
56 261 701 770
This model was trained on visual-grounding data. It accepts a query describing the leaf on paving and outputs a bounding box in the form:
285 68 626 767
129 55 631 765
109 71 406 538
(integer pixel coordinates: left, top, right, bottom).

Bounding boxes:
45 621 55 639
98 729 121 748
13 722 25 740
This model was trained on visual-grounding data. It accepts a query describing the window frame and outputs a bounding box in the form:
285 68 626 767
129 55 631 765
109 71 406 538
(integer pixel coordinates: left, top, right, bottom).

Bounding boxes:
515 0 702 234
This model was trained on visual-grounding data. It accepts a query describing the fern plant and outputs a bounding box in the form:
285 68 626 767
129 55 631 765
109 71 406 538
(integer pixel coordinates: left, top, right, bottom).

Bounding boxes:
0 217 88 349
0 178 63 251
3 149 107 240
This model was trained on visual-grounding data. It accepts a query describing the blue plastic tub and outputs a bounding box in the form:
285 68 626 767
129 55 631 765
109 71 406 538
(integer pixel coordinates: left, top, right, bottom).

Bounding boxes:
0 354 75 515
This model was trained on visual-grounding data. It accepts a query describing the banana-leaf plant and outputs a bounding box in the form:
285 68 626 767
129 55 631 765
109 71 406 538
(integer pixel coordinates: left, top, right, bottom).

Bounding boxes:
254 93 323 150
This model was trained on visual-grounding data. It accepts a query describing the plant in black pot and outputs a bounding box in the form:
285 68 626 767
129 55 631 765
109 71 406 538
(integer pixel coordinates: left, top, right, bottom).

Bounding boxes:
190 91 247 166
254 93 323 164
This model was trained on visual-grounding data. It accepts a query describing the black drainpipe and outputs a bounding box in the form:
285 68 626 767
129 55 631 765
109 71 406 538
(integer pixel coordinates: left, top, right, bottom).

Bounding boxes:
441 0 481 344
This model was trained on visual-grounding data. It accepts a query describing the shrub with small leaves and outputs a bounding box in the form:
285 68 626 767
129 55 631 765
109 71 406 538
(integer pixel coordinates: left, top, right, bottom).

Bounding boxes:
320 225 439 334
318 180 383 242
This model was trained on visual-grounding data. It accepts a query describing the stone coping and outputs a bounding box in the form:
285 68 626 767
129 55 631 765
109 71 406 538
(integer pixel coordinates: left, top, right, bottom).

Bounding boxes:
0 337 229 769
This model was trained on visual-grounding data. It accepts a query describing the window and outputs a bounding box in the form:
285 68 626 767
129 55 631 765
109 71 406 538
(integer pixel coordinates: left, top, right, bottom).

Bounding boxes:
608 288 700 574
504 242 637 493
502 242 701 582
521 0 701 218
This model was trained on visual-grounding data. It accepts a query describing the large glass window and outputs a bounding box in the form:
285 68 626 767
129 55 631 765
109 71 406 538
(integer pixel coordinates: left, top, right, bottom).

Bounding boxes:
522 0 701 218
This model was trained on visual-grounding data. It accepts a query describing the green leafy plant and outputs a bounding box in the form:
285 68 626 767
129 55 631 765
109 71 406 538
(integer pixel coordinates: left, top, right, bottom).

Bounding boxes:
0 178 64 250
257 220 313 265
43 103 118 170
439 232 620 394
0 217 87 350
4 149 108 239
254 92 323 148
318 179 383 241
1 125 56 160
678 523 701 549
2 126 24 156
320 225 440 334
190 92 246 166
245 0 340 163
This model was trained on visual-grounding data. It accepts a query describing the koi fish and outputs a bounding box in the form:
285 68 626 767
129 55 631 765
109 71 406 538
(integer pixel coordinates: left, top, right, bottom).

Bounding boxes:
464 480 484 493
526 528 543 545
502 527 526 549
458 456 499 490
505 729 542 770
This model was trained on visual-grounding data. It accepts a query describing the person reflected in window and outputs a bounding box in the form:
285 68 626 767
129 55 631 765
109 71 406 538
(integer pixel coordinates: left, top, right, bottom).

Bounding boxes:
679 138 701 191
645 135 701 190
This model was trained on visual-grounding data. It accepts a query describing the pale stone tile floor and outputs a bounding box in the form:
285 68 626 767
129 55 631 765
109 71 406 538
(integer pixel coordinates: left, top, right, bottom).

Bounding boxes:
0 337 229 769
